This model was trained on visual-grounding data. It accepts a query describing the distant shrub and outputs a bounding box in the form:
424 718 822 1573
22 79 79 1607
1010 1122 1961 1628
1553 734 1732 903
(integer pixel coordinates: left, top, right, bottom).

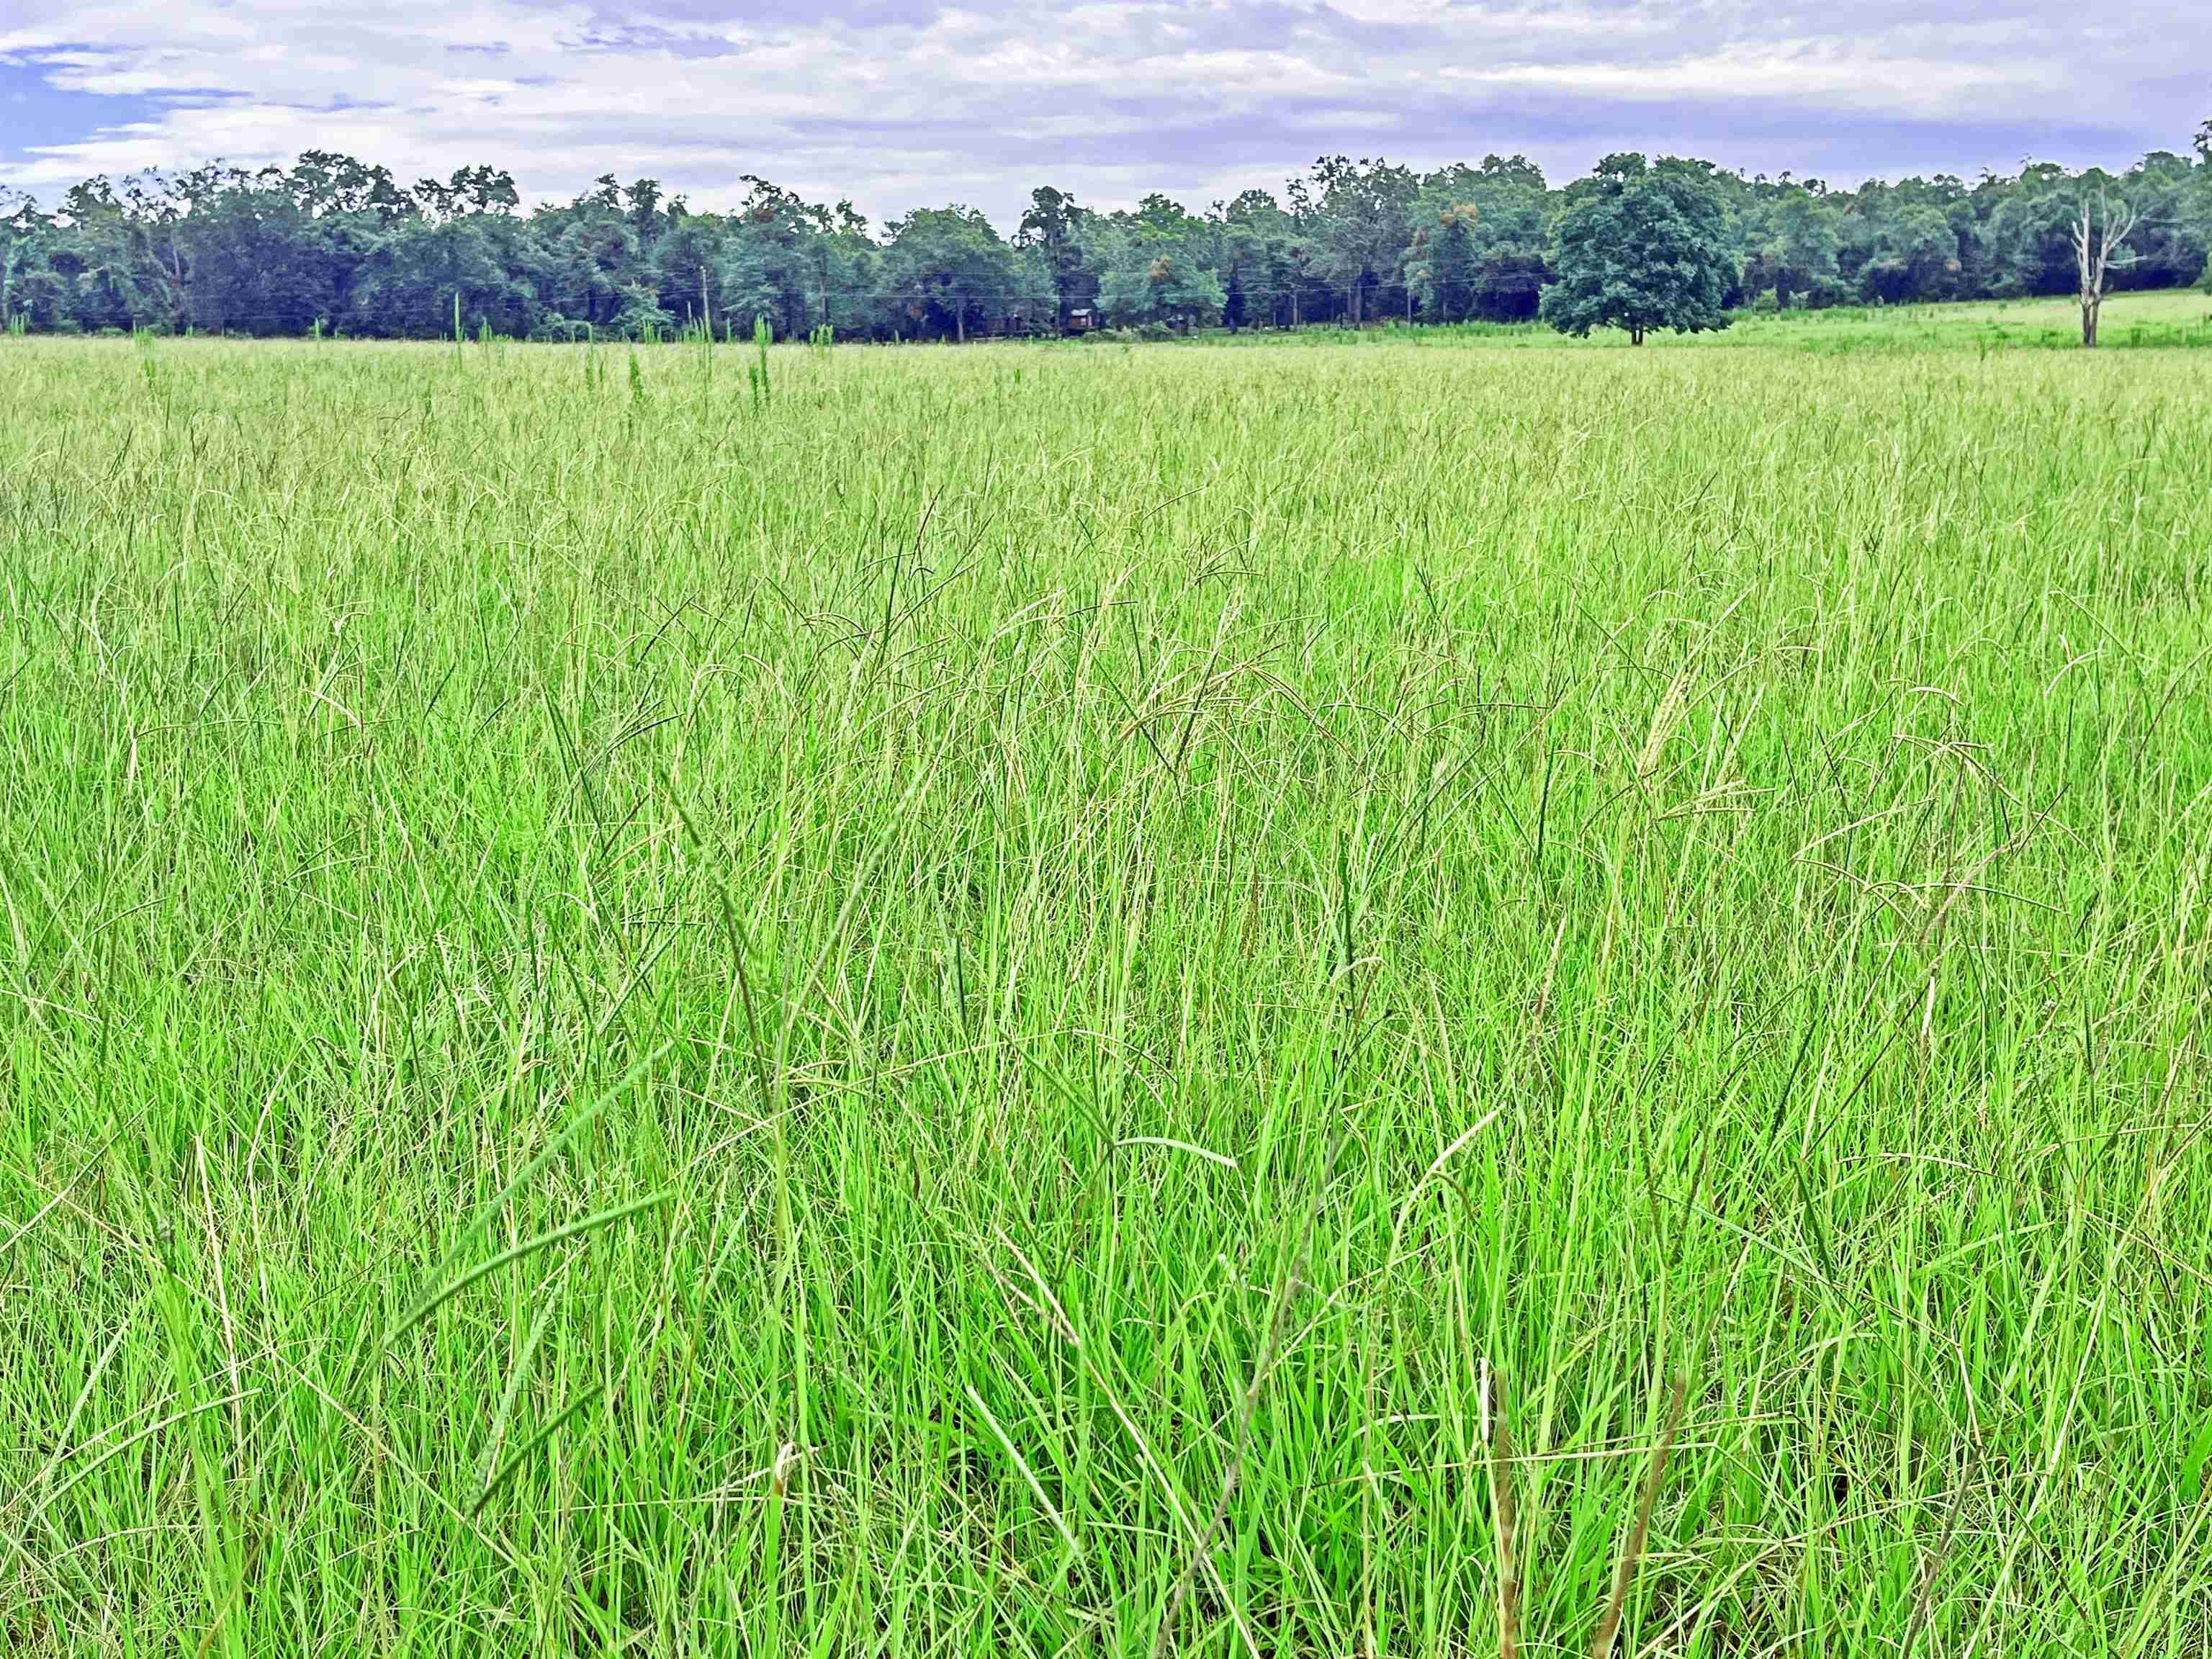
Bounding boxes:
529 313 594 343
611 285 677 343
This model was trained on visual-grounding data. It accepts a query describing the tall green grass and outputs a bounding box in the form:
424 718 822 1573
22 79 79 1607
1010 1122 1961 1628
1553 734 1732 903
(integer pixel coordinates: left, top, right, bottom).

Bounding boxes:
1 333 2208 1656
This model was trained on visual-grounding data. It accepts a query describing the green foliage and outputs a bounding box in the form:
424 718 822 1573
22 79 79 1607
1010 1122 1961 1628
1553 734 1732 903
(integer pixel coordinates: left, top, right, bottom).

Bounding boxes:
2108 151 2210 290
352 214 536 338
879 204 1037 341
1290 155 1419 323
1094 217 1226 331
750 313 773 408
1541 153 1736 343
1744 186 1845 308
1989 165 2109 296
611 282 675 342
1403 156 1552 322
1404 201 1483 320
1017 185 1094 329
0 137 2206 341
1 334 2208 1655
1858 201 1965 305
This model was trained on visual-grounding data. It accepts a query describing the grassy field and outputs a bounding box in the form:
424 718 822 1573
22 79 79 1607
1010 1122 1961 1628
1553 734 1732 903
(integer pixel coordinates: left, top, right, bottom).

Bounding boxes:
1259 287 2212 352
1665 288 2212 354
2 325 2209 1657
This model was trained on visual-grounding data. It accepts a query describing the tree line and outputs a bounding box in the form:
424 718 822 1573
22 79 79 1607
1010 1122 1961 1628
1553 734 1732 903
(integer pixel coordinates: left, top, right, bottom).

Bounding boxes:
2 124 2208 343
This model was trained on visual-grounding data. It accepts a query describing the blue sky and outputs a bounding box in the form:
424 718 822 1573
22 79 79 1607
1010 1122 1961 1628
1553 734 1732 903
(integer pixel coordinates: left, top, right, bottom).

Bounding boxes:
1 3 2204 226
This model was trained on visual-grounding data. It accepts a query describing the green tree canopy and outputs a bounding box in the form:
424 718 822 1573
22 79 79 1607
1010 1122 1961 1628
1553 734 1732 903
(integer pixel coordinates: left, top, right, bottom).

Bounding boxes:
1 134 2206 341
1405 156 1550 321
1017 186 1097 328
1292 156 1418 324
1745 186 1843 309
1540 154 1735 344
881 206 1043 341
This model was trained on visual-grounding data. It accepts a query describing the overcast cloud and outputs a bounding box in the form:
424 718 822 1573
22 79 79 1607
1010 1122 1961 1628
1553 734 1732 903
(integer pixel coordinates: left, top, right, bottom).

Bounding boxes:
1 2 2205 225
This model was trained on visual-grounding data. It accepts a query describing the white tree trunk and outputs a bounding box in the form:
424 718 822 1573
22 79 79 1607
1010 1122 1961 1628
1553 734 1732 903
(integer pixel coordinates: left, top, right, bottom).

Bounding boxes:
2072 192 2138 351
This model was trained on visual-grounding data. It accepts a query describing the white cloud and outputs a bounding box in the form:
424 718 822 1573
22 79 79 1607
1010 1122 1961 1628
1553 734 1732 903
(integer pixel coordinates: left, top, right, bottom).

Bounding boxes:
1443 38 2069 120
1 1 2202 223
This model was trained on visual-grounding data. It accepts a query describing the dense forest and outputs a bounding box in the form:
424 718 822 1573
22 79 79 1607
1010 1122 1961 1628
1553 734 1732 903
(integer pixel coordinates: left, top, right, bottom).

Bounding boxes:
3 124 2209 341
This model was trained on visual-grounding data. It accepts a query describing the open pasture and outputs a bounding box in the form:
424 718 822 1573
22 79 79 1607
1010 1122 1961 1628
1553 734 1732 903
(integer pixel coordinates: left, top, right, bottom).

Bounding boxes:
2 333 2209 1655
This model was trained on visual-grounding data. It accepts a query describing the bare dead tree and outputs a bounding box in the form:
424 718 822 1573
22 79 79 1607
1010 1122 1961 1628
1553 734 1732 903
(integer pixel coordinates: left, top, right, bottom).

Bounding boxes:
2071 189 2139 349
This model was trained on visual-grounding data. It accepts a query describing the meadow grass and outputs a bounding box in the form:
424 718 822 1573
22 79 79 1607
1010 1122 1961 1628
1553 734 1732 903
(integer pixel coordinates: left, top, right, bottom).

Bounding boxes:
1 327 2208 1656
1257 287 2212 353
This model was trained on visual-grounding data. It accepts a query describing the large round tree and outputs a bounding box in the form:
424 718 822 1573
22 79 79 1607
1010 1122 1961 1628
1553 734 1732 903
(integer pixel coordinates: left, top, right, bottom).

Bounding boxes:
1540 153 1737 345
